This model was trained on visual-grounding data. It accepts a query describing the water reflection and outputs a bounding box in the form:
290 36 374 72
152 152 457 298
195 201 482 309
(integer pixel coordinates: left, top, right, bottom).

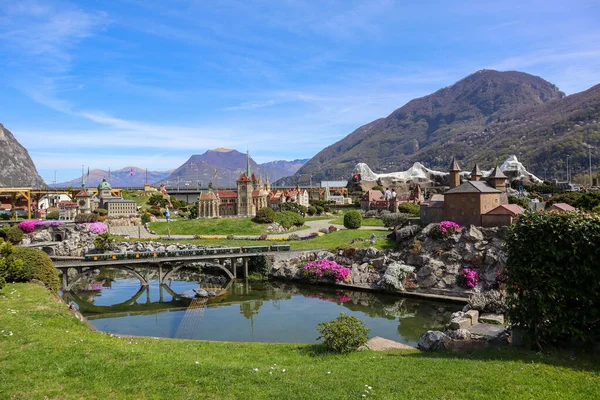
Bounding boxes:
63 270 461 346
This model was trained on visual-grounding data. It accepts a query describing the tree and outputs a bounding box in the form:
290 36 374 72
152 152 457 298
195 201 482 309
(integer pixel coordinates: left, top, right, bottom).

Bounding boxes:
0 240 23 291
343 210 362 229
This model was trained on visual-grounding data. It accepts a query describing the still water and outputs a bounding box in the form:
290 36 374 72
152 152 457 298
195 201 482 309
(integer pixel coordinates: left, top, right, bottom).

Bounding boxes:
63 273 461 347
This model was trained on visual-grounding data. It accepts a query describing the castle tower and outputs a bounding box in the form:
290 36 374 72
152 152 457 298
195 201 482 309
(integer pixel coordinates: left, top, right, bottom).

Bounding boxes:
236 173 255 216
470 164 483 181
448 157 461 189
488 166 508 192
75 188 92 214
265 174 271 192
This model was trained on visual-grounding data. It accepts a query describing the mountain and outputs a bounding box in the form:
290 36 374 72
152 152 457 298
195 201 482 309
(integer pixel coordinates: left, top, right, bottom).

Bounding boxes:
284 70 600 184
55 167 173 188
161 149 307 188
0 123 46 188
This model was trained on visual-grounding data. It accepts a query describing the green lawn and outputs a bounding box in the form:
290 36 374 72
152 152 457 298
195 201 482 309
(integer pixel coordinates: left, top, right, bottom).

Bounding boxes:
170 229 394 251
149 218 268 236
1 283 599 399
122 190 151 208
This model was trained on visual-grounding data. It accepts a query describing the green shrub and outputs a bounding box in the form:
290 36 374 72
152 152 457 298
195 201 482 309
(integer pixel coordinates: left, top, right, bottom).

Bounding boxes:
397 202 420 216
94 233 115 252
508 196 530 209
315 206 324 215
343 210 362 229
275 211 305 229
280 202 307 215
0 227 9 241
148 208 162 217
254 207 276 224
372 186 384 193
140 213 151 224
46 211 59 220
381 212 409 228
11 246 60 291
148 194 168 207
0 240 24 291
505 212 600 349
248 255 269 277
7 226 24 244
316 313 370 353
94 208 108 216
307 206 316 216
74 213 98 223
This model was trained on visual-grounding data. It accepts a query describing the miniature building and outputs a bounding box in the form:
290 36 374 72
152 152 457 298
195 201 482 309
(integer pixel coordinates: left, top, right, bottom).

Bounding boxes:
360 189 399 212
58 201 79 220
420 159 511 227
481 204 524 227
549 203 576 212
94 178 137 217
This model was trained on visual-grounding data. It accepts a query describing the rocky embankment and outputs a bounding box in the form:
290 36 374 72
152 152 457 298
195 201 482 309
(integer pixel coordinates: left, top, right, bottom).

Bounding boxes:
270 224 507 299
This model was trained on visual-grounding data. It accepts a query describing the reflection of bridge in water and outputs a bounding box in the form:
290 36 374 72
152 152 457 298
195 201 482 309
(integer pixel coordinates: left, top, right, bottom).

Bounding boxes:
64 280 233 320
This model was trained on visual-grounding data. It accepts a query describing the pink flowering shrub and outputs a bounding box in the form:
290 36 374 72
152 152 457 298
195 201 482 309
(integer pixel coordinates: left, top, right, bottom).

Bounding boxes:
460 267 479 289
17 220 65 233
88 222 108 234
429 220 461 239
300 260 351 282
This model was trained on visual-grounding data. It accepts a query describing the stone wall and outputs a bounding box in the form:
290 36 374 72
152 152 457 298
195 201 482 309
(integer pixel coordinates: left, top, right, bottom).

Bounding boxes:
270 224 507 298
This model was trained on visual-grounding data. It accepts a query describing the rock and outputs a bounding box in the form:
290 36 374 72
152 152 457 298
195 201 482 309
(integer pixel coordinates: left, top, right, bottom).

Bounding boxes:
166 244 178 252
462 303 471 313
193 288 210 297
417 274 438 289
367 336 416 351
381 262 415 291
418 331 451 351
469 323 508 339
371 257 387 270
31 230 53 243
316 251 335 260
395 224 421 241
463 226 484 242
445 329 472 340
365 247 380 258
449 318 471 330
480 313 505 325
465 309 479 325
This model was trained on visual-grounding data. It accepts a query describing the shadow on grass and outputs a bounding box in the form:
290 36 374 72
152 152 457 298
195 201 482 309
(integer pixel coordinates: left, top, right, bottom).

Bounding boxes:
381 344 600 374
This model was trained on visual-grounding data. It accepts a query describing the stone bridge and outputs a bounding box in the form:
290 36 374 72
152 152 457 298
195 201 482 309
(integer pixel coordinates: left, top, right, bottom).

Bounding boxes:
52 252 278 291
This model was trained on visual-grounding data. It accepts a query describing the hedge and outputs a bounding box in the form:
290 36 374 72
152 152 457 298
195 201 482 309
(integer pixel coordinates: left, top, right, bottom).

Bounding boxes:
254 207 276 224
11 246 60 291
505 211 600 349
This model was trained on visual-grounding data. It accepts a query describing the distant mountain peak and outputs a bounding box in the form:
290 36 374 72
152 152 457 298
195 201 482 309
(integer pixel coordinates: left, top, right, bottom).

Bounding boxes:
210 148 235 153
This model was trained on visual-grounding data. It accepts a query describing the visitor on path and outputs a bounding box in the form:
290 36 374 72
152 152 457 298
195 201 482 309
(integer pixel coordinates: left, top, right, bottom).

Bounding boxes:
391 189 397 200
384 188 392 201
164 206 170 223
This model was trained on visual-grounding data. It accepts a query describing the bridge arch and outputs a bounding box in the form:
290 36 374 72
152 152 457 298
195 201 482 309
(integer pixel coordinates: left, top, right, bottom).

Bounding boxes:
161 261 234 284
64 265 149 292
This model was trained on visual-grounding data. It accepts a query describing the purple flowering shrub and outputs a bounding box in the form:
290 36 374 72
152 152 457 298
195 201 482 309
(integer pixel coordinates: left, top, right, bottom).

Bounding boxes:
17 220 65 233
300 260 351 282
460 267 479 289
87 222 108 234
429 220 461 239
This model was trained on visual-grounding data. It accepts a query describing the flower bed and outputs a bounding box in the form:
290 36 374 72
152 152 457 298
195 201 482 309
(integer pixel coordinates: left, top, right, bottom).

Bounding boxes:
17 220 65 233
460 267 479 288
86 222 108 235
300 259 351 282
429 220 461 239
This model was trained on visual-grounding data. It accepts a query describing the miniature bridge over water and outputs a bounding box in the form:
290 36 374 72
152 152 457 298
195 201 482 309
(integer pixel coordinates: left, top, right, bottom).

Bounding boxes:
52 251 286 291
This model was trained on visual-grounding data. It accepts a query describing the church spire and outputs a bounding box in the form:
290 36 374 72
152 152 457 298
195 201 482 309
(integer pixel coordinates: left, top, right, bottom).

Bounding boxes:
246 149 251 177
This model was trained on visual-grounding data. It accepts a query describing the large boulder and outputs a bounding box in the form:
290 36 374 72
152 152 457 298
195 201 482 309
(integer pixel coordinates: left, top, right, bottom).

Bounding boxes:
381 262 415 291
418 331 451 351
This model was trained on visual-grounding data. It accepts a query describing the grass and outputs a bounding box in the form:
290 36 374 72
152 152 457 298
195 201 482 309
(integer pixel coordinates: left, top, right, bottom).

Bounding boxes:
141 229 393 251
1 283 599 399
149 218 267 236
328 216 385 227
122 190 152 208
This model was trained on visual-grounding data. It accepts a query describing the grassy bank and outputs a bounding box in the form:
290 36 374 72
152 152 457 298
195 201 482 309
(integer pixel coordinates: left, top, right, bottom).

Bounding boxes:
150 218 267 236
163 229 393 251
1 283 599 399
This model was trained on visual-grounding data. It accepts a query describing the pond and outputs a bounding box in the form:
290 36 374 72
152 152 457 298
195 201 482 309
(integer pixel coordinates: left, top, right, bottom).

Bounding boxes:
63 270 462 347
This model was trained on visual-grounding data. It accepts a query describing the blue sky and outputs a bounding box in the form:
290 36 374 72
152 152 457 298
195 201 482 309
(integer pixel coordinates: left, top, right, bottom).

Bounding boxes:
1 0 599 184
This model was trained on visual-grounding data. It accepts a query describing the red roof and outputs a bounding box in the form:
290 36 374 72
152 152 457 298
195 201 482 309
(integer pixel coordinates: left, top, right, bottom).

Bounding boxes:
75 189 92 197
551 203 576 211
486 204 525 216
58 201 78 208
216 190 237 198
251 173 257 182
236 173 251 183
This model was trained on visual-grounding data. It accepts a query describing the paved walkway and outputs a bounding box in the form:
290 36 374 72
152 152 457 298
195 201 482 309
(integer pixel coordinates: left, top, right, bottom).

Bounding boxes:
109 218 389 240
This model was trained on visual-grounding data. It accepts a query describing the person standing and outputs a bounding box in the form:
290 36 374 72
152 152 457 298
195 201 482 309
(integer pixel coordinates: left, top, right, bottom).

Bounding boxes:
164 206 171 223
